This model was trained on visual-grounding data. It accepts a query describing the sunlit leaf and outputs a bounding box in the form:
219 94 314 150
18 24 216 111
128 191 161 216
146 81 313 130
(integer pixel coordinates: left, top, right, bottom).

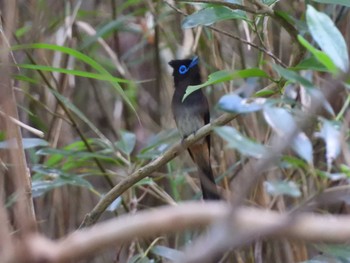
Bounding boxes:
182 6 247 29
314 119 341 170
0 138 48 149
293 57 329 72
292 132 313 164
107 196 122 211
297 35 338 74
115 130 136 155
263 106 297 136
217 94 266 113
306 5 349 72
322 172 346 181
214 126 269 158
264 180 301 197
184 68 269 101
151 246 183 261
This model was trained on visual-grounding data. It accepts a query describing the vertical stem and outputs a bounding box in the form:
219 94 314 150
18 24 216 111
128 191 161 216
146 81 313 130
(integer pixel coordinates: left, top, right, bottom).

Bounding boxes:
0 0 36 233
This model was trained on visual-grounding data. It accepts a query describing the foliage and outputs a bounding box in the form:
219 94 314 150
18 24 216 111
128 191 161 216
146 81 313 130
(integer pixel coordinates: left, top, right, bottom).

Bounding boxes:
1 0 350 262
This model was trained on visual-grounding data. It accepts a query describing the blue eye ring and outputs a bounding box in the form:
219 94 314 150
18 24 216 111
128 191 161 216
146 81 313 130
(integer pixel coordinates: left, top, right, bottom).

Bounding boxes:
179 65 188 74
178 56 199 74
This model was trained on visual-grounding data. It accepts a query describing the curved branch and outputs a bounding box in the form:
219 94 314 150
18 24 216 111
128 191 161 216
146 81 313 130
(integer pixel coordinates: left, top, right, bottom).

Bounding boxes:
21 202 350 263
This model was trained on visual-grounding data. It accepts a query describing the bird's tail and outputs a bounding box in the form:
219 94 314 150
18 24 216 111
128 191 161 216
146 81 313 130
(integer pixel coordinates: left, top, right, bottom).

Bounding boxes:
188 142 220 200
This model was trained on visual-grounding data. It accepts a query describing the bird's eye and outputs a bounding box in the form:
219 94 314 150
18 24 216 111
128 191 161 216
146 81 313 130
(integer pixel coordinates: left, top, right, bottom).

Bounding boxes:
179 65 188 74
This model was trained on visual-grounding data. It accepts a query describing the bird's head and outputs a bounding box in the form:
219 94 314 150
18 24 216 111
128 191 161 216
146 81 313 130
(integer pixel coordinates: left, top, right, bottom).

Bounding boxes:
168 56 200 80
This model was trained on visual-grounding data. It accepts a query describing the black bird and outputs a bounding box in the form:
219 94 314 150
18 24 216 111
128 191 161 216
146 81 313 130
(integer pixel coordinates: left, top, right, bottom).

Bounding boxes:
169 56 220 200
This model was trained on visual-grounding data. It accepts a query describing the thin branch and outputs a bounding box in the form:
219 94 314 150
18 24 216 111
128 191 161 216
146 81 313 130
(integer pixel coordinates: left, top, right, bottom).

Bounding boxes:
181 0 299 41
0 110 44 138
80 112 238 227
164 0 287 67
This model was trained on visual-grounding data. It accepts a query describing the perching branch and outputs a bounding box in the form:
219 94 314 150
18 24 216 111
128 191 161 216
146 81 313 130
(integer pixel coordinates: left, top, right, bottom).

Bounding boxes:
80 112 238 227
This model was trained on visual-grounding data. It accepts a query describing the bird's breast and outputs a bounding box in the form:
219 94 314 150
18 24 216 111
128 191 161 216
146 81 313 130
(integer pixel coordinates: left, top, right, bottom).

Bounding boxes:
173 105 204 138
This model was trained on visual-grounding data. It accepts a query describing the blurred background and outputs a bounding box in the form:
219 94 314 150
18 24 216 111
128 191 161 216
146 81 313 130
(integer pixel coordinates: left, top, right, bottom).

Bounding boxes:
1 0 350 262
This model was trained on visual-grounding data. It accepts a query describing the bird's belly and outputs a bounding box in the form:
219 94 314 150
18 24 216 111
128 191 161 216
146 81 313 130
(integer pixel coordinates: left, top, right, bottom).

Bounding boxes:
175 110 204 138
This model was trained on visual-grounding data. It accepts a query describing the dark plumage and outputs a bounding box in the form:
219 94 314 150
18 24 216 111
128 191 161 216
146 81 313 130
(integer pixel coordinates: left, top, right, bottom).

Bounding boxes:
169 57 220 200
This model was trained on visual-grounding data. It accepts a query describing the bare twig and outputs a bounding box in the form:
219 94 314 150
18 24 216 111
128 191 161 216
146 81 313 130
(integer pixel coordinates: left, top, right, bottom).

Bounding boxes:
0 110 44 138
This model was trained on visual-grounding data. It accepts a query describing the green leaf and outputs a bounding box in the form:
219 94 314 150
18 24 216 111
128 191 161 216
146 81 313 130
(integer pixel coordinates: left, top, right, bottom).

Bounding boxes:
297 35 338 74
182 6 247 29
14 74 40 84
272 64 314 88
32 166 94 197
275 11 308 34
312 0 350 7
254 89 276 97
50 89 109 142
0 138 48 149
280 156 308 169
37 148 119 164
11 43 137 114
264 180 301 197
263 0 279 5
184 68 269 101
128 254 152 263
214 126 269 158
15 24 32 38
151 246 183 261
315 244 350 261
17 64 130 84
293 57 328 72
306 5 349 72
115 130 136 156
217 94 265 113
